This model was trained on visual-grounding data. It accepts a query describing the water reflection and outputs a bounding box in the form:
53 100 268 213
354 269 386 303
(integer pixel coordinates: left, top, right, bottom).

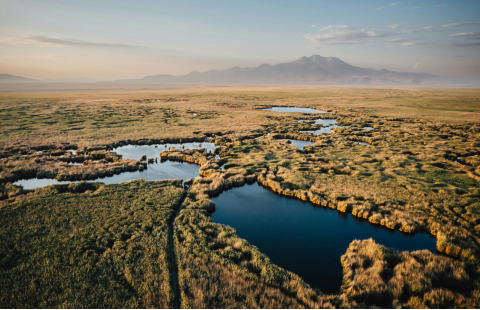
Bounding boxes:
14 160 201 190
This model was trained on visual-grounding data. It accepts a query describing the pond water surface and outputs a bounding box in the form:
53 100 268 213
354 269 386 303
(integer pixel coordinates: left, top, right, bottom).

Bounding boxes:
299 118 342 135
14 160 201 190
210 183 437 295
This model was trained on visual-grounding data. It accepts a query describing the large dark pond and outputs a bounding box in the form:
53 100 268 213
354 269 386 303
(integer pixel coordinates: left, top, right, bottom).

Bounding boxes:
210 183 437 294
263 107 330 113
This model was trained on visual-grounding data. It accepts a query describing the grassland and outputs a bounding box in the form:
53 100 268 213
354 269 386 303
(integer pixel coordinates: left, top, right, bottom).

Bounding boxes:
1 85 479 149
0 85 479 308
0 179 184 308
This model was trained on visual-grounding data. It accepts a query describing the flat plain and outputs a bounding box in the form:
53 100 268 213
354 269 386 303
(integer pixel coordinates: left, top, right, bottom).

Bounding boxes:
1 84 479 308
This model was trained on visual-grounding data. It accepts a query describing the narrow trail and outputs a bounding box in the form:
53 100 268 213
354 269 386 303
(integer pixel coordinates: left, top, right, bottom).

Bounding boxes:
169 191 186 309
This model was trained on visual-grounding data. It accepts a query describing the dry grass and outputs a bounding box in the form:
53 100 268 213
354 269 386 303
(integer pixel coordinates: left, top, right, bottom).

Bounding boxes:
341 239 480 308
1 85 479 148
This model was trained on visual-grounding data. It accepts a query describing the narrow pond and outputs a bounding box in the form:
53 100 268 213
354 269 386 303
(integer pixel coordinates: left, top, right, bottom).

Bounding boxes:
210 183 437 295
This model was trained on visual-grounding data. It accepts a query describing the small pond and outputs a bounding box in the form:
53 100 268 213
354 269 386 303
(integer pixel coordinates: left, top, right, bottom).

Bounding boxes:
290 140 314 150
263 107 330 113
210 183 437 295
299 118 342 135
298 118 337 126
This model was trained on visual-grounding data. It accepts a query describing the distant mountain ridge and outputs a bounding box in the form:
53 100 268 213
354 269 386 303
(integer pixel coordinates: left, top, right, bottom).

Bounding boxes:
0 55 473 86
0 74 35 83
0 74 99 84
114 55 467 86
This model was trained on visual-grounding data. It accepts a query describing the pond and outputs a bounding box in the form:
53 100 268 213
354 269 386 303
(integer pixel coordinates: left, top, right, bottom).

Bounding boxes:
14 143 214 189
263 107 330 113
210 183 437 295
298 118 338 126
299 118 342 135
290 140 315 150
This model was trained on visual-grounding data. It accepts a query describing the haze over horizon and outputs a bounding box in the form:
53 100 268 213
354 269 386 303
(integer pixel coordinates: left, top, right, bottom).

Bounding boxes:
1 0 480 82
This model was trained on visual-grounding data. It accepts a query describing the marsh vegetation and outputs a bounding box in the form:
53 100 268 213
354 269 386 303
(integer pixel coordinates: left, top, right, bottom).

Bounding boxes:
0 180 184 308
1 86 479 308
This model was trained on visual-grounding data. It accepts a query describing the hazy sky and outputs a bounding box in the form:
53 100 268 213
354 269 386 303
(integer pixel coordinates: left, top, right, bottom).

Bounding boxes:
1 0 479 80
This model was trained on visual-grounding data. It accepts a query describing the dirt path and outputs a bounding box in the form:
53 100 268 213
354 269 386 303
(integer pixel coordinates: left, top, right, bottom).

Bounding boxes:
169 192 186 309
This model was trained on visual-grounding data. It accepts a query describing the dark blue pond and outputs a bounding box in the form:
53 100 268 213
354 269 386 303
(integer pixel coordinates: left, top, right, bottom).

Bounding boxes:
210 183 437 294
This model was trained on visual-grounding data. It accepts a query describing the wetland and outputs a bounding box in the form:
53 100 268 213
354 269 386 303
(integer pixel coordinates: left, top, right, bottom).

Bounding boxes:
1 85 480 308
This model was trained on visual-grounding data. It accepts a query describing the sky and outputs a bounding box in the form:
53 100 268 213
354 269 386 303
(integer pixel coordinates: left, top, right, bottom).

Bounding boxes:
0 0 479 81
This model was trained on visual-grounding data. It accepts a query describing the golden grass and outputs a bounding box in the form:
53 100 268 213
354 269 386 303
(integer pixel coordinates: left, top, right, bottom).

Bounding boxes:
1 85 479 148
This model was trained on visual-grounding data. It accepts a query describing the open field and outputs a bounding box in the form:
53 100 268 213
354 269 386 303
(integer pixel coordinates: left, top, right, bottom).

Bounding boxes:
1 85 479 308
1 85 479 148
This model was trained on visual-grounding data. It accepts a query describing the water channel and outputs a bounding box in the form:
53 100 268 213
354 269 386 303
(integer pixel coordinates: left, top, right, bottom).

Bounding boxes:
14 143 215 189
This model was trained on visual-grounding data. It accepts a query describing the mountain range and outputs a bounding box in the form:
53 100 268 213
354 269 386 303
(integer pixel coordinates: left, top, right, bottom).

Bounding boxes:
0 74 98 84
0 55 473 86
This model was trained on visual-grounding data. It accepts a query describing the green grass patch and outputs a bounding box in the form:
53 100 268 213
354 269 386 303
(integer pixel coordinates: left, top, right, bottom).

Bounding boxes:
0 179 184 308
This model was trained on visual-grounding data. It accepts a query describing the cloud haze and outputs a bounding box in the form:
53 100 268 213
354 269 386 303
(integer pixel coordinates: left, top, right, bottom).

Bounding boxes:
1 36 143 48
0 0 479 81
